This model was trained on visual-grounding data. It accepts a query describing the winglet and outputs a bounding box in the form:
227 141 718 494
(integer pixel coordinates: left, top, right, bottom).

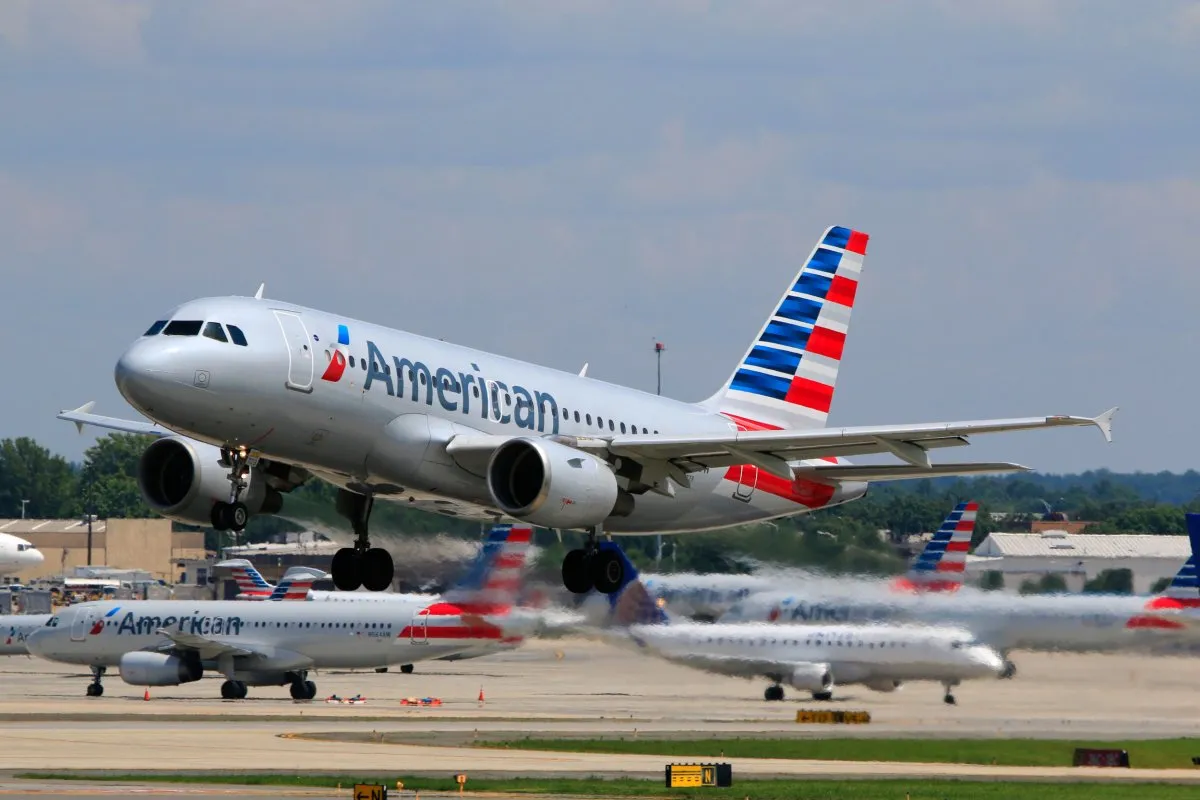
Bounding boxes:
254 283 265 300
579 362 589 377
1092 406 1118 443
64 401 96 434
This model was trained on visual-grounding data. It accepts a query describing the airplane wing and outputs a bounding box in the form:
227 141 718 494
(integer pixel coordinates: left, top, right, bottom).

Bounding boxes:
650 650 803 681
154 628 256 661
58 402 171 438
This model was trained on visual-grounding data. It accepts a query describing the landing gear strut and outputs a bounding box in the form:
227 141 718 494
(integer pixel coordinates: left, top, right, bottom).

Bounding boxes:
211 447 251 533
1000 659 1017 680
561 528 625 595
330 489 394 592
85 666 105 697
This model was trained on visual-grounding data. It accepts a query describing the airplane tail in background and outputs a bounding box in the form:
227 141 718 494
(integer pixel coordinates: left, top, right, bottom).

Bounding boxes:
218 559 275 598
439 524 533 614
1146 514 1200 609
603 542 669 627
267 567 328 601
705 225 867 432
893 501 978 593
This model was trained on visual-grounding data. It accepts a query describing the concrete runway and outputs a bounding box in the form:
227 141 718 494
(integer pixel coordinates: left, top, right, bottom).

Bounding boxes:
1 637 1200 786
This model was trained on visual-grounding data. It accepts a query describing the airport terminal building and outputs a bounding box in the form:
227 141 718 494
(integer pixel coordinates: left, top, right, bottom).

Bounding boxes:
966 530 1191 593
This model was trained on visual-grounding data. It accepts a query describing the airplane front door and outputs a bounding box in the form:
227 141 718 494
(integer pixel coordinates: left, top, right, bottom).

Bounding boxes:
410 610 428 644
272 310 315 393
732 464 758 503
70 608 97 642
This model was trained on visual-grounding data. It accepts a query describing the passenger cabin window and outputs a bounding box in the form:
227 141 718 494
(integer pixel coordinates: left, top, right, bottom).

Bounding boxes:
227 325 249 346
163 320 203 336
203 322 228 343
144 320 167 336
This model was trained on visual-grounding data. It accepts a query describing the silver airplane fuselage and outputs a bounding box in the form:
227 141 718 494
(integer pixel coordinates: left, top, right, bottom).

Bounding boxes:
114 296 866 533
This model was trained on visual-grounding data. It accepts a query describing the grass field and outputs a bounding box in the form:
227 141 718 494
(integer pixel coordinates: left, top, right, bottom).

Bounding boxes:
489 737 1200 769
17 773 1200 800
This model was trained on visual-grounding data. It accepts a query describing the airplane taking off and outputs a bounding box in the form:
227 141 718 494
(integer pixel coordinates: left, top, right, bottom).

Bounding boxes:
26 525 533 699
602 544 1004 704
59 225 1116 596
0 534 44 576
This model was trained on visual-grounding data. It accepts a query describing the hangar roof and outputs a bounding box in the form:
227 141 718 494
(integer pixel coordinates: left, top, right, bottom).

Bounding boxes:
975 531 1189 560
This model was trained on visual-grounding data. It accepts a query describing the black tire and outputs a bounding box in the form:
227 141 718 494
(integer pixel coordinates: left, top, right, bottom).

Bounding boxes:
361 547 394 592
86 683 101 697
304 681 317 700
210 502 229 532
812 690 833 702
331 548 362 592
236 682 248 699
220 680 236 699
400 664 414 675
764 685 784 702
562 549 591 594
1001 660 1017 679
590 549 624 595
944 694 957 705
94 684 104 697
228 502 249 532
375 667 388 673
290 681 306 700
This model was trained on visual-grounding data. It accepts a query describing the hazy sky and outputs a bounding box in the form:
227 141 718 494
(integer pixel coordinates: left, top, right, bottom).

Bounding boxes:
2 1 1197 473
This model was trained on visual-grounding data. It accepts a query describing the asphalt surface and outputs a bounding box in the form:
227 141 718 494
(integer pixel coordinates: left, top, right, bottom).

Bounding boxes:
1 637 1199 789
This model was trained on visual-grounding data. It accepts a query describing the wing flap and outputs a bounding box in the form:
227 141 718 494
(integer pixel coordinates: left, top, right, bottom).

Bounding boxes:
155 628 255 661
791 462 1032 482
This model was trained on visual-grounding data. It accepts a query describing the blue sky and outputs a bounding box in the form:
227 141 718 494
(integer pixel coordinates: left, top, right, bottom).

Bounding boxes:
2 1 1198 472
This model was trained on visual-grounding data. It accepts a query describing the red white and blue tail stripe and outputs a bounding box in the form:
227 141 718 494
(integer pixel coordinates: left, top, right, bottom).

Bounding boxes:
268 572 321 601
1144 513 1200 611
438 524 533 615
219 559 275 599
710 225 867 431
894 501 977 592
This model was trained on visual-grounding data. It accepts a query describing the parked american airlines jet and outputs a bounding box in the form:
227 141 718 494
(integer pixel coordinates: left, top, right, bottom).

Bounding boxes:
59 226 1116 595
0 533 44 576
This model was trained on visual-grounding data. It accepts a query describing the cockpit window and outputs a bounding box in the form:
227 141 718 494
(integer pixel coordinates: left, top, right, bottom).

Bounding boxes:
227 325 248 346
144 320 167 336
202 322 229 343
163 320 203 336
16 543 30 551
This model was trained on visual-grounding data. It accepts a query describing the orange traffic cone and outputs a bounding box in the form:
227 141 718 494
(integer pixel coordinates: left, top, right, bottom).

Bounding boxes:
478 686 484 706
143 688 150 701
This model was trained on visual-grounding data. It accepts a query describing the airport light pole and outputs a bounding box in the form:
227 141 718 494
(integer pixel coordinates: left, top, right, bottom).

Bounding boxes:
19 499 28 520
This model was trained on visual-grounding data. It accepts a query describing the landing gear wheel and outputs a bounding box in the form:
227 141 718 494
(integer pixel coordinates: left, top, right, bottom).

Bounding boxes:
590 549 624 595
764 685 785 702
562 549 591 595
361 547 394 592
210 502 230 532
812 690 833 702
235 681 248 699
304 681 317 700
86 683 103 697
400 664 414 675
290 680 308 700
331 548 362 592
1000 660 1017 679
944 693 957 705
221 679 238 699
227 502 249 532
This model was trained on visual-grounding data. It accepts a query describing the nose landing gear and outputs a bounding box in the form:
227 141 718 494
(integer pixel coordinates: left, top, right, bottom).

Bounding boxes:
330 490 394 592
211 447 252 533
85 666 105 697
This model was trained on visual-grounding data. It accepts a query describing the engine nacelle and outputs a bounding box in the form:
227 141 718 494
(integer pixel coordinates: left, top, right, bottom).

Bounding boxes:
863 678 902 693
119 651 203 686
137 437 282 526
486 438 633 529
788 663 834 692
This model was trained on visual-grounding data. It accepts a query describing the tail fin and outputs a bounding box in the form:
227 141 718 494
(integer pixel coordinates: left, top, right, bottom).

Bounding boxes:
440 524 533 614
706 225 868 431
895 501 978 592
217 558 274 596
267 567 328 601
1155 513 1200 607
601 541 668 627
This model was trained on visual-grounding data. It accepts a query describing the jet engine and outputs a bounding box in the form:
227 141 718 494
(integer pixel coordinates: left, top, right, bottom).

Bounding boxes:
788 663 834 692
119 651 203 686
137 437 283 526
863 678 902 693
486 438 634 529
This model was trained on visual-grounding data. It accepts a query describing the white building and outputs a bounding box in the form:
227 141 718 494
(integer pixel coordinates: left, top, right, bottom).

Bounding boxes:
966 530 1191 594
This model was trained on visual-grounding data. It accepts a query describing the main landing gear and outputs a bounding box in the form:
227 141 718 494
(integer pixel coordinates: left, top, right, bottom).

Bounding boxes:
330 489 394 592
85 666 105 697
288 676 317 700
764 684 785 702
942 680 958 705
561 528 625 595
220 679 248 699
211 447 251 533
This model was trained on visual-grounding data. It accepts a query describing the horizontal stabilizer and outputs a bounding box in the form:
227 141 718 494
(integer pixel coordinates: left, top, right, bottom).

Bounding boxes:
791 462 1031 482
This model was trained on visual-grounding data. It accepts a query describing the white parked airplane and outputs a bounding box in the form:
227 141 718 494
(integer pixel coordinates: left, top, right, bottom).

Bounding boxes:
0 614 51 655
26 525 533 699
58 225 1115 595
603 544 1004 704
0 534 44 575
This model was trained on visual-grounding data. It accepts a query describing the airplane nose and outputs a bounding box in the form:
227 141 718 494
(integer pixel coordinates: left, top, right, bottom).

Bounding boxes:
115 340 180 413
27 549 44 565
972 646 1005 676
25 628 51 658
